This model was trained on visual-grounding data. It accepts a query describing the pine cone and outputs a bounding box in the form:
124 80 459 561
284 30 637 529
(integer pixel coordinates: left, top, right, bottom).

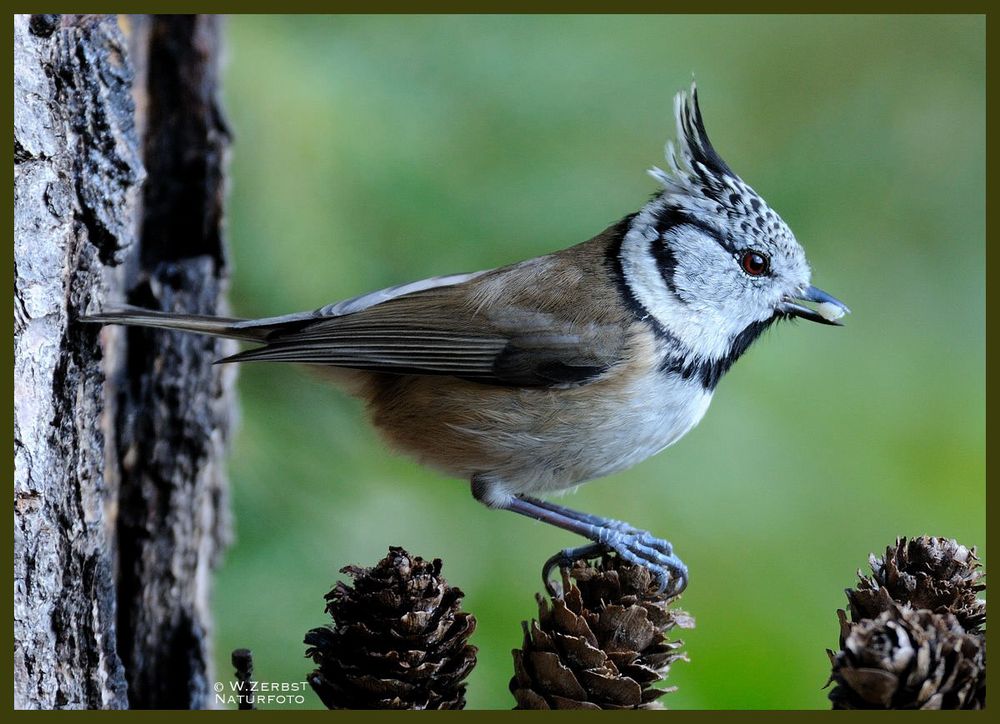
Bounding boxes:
828 605 985 709
304 547 477 710
847 536 985 633
510 554 694 709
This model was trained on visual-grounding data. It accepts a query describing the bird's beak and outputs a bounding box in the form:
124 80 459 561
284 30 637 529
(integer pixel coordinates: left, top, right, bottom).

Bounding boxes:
779 285 850 326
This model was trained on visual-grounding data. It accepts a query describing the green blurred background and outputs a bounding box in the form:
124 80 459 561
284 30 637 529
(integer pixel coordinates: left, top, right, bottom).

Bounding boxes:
212 15 984 709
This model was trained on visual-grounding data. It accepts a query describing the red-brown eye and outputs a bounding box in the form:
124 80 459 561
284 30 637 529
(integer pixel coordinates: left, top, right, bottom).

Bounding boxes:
740 250 769 276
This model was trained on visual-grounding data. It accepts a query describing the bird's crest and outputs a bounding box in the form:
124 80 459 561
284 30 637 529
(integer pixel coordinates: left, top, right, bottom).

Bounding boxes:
650 82 755 217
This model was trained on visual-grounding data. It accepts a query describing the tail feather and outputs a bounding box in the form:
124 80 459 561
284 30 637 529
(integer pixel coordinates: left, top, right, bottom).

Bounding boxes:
80 305 267 343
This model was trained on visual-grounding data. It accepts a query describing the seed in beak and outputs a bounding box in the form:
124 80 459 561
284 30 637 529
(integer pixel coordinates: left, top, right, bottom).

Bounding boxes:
816 301 847 322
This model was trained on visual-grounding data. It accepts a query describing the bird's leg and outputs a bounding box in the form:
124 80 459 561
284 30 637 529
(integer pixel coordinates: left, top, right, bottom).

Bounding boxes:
527 497 675 550
471 478 686 597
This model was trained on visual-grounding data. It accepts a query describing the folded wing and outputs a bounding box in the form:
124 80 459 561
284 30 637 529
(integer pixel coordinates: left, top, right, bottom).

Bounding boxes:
223 271 627 388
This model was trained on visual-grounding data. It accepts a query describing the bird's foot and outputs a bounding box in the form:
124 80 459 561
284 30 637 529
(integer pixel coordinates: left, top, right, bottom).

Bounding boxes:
496 493 688 600
542 529 687 599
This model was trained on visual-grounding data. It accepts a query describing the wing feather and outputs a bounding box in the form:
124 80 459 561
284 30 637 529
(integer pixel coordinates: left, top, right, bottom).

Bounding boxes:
222 252 630 387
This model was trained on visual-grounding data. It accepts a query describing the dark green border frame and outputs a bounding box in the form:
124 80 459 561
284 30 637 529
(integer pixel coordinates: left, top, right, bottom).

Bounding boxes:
5 4 991 717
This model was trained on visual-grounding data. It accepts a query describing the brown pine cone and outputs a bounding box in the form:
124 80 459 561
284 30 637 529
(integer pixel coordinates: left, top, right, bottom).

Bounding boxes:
510 554 694 709
828 605 985 709
847 536 985 633
304 547 477 710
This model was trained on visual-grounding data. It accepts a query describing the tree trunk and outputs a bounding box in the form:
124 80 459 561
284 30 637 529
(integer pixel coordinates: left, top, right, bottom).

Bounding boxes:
13 14 234 710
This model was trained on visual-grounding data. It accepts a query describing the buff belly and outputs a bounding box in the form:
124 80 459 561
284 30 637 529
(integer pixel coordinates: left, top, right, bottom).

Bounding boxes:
359 363 714 498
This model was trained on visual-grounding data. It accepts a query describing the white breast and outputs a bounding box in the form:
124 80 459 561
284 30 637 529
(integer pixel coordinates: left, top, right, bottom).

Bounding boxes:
483 370 714 496
567 372 714 483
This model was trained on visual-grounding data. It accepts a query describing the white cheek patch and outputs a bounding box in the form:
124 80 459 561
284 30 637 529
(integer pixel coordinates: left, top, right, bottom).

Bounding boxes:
619 202 748 360
665 228 735 306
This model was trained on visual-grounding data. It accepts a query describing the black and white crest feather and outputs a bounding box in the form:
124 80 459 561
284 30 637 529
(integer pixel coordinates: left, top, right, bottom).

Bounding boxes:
667 84 735 180
648 82 777 230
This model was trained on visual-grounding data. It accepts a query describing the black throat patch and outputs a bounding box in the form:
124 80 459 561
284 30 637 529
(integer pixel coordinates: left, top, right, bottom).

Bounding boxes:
660 315 779 390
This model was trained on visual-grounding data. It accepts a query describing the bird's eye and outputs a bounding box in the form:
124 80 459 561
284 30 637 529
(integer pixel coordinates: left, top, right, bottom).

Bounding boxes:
739 250 769 276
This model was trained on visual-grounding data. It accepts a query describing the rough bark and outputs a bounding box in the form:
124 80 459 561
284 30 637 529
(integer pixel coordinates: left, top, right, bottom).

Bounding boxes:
13 14 234 710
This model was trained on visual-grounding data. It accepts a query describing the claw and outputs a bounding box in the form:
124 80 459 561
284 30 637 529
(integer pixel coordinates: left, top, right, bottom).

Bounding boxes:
607 531 687 595
543 543 607 597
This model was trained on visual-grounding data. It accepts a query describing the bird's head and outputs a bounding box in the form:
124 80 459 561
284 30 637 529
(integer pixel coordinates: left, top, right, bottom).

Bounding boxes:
619 83 849 365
